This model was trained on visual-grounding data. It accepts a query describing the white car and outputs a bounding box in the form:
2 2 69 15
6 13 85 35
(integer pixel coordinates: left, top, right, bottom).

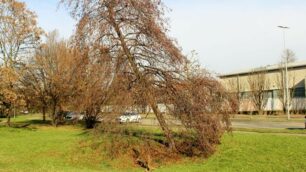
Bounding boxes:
65 112 84 121
117 112 141 123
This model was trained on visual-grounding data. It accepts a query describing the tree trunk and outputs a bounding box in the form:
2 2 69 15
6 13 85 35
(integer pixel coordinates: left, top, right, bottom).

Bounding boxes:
6 110 11 127
51 100 57 126
150 102 177 151
42 105 46 122
108 8 177 152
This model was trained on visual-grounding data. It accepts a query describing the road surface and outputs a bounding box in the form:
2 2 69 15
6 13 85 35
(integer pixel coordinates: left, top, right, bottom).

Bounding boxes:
140 118 305 129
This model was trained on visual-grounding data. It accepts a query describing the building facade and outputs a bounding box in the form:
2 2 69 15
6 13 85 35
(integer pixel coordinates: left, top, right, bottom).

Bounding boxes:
219 61 306 113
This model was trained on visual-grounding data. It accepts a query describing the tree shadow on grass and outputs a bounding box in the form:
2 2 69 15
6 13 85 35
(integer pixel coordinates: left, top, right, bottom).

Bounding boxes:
287 128 306 130
0 123 37 131
76 130 91 136
14 119 51 126
1 119 53 130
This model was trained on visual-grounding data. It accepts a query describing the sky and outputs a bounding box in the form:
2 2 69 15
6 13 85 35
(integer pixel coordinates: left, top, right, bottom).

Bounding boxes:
22 0 306 74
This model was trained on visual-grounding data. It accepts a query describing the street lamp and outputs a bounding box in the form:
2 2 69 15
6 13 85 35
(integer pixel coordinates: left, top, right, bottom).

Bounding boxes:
277 25 290 120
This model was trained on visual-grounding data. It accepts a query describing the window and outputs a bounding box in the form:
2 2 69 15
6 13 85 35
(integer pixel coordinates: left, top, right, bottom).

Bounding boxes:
293 87 305 98
272 90 280 99
263 91 273 99
240 92 251 99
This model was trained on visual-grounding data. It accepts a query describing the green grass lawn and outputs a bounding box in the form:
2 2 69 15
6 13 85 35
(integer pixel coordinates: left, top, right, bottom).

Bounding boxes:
157 133 306 172
0 115 305 172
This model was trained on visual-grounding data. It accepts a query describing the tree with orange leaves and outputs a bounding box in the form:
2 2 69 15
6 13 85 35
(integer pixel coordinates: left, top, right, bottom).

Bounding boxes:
0 0 42 67
0 0 42 126
28 31 81 126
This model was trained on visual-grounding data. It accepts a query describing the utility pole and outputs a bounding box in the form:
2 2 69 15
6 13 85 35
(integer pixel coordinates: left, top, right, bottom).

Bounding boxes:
278 25 290 120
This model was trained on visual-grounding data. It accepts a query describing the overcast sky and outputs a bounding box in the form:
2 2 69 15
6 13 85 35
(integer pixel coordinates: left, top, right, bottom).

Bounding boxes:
22 0 306 74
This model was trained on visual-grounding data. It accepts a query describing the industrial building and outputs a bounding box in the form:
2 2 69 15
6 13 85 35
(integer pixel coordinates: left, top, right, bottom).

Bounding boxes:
219 61 306 114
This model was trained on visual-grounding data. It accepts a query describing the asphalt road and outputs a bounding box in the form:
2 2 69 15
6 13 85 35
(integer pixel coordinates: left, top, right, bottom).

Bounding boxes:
231 120 304 129
140 118 305 129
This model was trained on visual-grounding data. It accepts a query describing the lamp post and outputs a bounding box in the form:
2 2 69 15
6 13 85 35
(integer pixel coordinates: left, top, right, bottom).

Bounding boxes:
277 25 290 120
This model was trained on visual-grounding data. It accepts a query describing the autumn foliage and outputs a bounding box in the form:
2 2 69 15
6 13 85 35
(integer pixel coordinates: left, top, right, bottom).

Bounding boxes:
0 0 42 126
61 0 234 155
0 0 236 162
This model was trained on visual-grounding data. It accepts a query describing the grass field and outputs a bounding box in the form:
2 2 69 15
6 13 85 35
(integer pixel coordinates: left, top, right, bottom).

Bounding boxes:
158 133 306 172
0 115 305 172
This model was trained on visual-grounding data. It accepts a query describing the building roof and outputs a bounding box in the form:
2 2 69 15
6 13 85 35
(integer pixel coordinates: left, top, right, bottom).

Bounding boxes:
219 60 306 78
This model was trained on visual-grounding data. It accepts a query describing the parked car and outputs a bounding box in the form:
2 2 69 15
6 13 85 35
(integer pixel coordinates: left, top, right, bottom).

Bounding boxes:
117 112 141 123
64 112 84 121
20 110 29 114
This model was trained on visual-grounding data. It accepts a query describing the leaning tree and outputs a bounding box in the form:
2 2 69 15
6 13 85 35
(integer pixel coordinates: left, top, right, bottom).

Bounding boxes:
62 0 234 154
